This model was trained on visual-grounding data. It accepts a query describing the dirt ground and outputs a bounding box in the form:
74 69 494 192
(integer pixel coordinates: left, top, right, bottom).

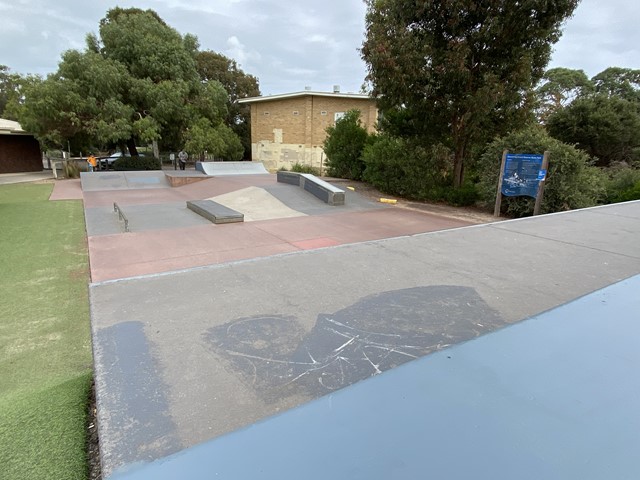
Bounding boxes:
327 178 497 224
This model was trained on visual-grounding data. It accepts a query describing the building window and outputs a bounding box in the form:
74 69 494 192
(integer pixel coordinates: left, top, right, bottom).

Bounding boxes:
320 111 327 116
334 112 345 121
293 111 299 116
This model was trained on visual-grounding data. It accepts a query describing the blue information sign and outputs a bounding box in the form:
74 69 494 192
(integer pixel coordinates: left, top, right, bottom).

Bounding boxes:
501 153 544 198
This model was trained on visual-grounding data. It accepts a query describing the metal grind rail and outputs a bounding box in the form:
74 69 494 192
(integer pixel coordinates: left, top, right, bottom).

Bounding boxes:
113 202 130 232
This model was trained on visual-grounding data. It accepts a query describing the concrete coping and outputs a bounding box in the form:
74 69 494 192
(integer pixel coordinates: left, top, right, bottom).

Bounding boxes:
186 200 244 224
276 171 345 206
300 173 345 193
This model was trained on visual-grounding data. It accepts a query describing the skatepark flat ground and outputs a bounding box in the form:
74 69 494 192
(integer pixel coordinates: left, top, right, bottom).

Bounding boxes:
77 172 473 282
49 171 640 478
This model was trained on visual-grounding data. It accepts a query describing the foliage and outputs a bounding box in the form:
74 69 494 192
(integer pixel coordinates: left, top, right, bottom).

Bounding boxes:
0 183 92 480
113 155 162 170
476 126 606 217
535 67 594 122
196 50 260 158
604 166 640 203
183 118 244 161
592 67 640 102
546 94 640 167
289 162 321 176
63 160 81 178
323 110 371 180
361 0 579 187
0 65 22 119
16 8 244 158
361 135 475 203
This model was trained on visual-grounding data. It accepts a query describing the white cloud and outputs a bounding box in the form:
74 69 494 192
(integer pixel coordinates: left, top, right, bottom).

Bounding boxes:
225 35 261 68
1 0 636 95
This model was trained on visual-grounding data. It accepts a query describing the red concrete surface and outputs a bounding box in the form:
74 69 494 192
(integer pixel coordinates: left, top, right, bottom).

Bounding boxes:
83 173 475 282
88 208 471 283
50 179 83 200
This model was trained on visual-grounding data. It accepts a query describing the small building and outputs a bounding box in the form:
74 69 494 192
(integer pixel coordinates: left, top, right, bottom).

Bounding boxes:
238 88 377 171
0 119 42 174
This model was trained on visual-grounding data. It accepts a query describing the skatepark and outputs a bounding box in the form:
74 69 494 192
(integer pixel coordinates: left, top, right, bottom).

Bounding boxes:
49 164 640 479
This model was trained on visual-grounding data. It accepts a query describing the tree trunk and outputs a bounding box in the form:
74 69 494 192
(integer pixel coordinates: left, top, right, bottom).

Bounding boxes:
453 142 465 188
152 140 160 159
127 137 138 156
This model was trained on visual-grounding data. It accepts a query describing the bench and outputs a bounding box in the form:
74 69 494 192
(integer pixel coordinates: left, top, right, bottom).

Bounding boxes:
186 200 244 224
276 171 345 206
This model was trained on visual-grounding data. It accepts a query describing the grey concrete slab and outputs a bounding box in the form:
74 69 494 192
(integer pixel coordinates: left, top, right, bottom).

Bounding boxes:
85 203 212 236
110 275 640 480
81 171 170 191
492 201 640 259
262 183 385 216
90 201 640 478
186 200 244 224
85 206 127 236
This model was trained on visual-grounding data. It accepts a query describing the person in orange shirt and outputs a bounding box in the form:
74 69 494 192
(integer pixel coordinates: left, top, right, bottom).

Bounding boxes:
87 154 97 172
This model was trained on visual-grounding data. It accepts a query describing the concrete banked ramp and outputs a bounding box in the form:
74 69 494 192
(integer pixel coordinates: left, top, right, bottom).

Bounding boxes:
195 161 269 176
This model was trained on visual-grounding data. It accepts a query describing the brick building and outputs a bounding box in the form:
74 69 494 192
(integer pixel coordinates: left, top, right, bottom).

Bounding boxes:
0 119 42 174
238 88 377 171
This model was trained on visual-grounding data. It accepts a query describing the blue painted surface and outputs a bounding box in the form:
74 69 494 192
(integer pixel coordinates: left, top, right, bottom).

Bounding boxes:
110 275 640 480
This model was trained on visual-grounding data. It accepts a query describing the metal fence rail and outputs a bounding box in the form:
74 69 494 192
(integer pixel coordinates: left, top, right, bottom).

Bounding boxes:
113 202 129 232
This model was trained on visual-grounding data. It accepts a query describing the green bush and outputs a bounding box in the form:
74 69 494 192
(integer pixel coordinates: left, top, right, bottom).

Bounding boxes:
605 166 640 203
323 110 370 180
113 156 161 171
290 162 321 176
362 135 460 201
476 126 607 217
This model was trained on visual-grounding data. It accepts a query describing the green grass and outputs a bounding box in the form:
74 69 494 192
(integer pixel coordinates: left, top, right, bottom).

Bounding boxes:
0 183 92 480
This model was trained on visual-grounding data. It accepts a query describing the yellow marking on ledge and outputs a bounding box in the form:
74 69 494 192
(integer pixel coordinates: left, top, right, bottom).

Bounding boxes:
379 198 397 204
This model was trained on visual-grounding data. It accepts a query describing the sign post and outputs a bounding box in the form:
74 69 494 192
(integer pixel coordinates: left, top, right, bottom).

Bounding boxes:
533 151 550 216
493 150 508 217
494 151 550 217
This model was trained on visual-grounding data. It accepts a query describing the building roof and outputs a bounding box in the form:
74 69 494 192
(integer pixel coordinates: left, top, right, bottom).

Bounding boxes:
238 90 374 104
0 118 28 135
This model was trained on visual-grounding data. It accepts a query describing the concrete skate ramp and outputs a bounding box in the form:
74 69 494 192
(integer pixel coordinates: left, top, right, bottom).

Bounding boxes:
81 171 170 192
196 161 269 176
208 186 306 222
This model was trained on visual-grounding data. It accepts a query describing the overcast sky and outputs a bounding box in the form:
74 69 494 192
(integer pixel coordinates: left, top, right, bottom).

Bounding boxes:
1 0 638 96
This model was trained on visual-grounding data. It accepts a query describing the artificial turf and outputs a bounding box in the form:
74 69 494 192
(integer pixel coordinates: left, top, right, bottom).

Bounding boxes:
0 182 92 480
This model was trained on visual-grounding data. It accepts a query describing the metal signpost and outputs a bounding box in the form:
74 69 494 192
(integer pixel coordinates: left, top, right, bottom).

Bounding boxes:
494 150 550 217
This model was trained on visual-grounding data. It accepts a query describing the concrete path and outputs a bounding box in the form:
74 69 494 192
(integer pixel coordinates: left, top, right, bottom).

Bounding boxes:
49 179 83 200
0 171 53 184
89 199 640 477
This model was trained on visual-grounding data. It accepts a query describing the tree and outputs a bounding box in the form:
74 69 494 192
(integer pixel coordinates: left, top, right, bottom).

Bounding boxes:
323 110 370 180
592 67 640 102
18 8 244 159
546 94 640 167
535 67 594 122
0 65 22 119
196 50 260 158
361 0 579 187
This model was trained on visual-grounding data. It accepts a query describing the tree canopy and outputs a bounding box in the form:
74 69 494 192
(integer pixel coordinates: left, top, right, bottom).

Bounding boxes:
16 8 254 159
361 0 579 187
535 67 593 122
534 66 640 167
196 50 260 157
